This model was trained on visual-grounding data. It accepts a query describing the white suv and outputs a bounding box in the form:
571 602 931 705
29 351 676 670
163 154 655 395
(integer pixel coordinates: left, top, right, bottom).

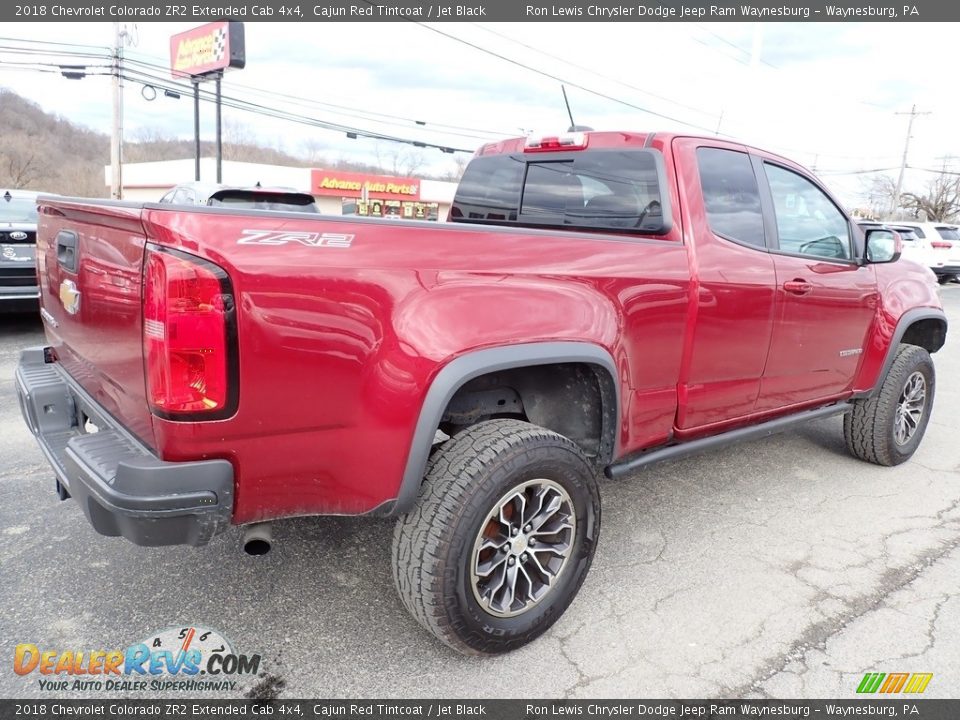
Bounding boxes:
894 221 960 283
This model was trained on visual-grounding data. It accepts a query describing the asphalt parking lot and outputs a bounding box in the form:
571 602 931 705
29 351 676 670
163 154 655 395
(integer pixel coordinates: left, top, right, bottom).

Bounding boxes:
1 290 959 700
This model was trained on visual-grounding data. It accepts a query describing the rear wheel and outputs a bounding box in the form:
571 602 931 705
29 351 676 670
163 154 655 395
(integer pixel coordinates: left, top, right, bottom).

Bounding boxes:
844 344 935 466
392 419 600 655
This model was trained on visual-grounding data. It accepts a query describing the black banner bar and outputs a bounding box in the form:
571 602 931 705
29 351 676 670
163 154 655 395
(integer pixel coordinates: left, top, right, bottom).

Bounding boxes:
0 0 950 23
1 700 959 720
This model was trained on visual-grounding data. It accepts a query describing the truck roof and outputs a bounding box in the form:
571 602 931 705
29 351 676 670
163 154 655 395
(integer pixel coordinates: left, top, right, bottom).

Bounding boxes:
475 131 803 172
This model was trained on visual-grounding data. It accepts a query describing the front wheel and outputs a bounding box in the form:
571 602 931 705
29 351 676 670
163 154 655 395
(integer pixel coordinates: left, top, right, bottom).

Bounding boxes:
392 419 601 655
844 344 935 466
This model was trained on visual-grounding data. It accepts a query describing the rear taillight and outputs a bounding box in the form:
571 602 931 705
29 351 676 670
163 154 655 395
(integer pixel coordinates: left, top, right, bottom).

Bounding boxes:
931 241 952 249
143 246 237 419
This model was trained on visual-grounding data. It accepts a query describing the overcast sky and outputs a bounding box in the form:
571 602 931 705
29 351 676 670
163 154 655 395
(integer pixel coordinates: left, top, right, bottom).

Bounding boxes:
0 21 956 205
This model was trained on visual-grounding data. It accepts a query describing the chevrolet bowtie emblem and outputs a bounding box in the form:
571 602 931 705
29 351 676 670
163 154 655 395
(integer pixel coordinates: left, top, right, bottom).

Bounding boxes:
59 279 81 315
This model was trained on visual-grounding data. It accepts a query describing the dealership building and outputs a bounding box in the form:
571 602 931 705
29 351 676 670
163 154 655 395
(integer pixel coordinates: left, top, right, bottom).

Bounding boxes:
106 159 459 221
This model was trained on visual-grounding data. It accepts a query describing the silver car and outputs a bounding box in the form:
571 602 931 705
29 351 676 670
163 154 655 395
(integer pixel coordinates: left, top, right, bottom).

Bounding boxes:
0 189 42 313
157 182 320 213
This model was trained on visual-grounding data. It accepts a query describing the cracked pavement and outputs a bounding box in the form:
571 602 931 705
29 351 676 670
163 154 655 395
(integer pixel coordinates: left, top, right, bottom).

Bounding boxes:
1 288 958 700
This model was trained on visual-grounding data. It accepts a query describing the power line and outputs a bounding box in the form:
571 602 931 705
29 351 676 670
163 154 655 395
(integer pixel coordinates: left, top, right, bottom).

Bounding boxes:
907 166 960 177
817 167 901 176
400 17 723 135
1 37 513 142
0 45 477 154
469 23 719 120
123 56 503 142
118 66 474 153
694 25 779 69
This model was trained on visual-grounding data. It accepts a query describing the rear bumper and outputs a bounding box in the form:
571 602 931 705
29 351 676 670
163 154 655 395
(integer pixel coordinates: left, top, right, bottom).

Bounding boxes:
0 286 39 312
15 347 234 547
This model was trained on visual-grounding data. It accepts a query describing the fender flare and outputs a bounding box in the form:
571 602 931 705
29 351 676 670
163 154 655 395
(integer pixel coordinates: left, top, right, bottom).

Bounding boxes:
858 307 947 398
391 342 621 515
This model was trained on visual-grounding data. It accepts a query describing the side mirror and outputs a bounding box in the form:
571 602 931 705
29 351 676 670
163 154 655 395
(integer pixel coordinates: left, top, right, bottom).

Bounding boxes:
865 228 902 264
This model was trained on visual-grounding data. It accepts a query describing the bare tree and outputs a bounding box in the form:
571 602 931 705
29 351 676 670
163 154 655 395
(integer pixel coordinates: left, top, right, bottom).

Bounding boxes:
0 135 46 188
130 126 173 143
901 173 960 222
301 139 329 165
374 143 426 176
222 118 257 161
859 174 898 220
438 155 469 182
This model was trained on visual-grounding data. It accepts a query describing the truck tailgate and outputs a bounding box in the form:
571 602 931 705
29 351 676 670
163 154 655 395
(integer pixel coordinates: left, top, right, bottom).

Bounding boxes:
37 200 156 448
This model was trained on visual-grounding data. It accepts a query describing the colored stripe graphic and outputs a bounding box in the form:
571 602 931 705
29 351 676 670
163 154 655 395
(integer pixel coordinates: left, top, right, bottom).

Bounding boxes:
857 672 932 694
879 673 909 693
903 673 933 694
857 673 885 693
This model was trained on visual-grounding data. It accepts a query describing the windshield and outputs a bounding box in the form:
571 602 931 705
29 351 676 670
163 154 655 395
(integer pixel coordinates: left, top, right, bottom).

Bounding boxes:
0 197 38 223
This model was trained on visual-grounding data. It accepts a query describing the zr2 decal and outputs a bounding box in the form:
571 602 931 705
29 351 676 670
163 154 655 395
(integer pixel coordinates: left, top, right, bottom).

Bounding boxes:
238 230 354 248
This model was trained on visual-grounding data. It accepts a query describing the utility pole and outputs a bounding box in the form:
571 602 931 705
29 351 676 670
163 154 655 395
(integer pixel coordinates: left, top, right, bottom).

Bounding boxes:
110 23 125 200
890 104 930 218
215 72 223 183
193 79 201 182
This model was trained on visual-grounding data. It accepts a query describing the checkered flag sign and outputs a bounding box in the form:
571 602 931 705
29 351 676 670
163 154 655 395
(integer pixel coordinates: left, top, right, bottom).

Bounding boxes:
212 26 227 62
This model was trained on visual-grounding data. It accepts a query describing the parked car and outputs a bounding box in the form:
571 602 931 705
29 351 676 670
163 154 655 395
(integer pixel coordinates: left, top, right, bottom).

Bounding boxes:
856 221 934 279
158 182 320 213
0 189 42 313
18 131 946 655
891 221 960 283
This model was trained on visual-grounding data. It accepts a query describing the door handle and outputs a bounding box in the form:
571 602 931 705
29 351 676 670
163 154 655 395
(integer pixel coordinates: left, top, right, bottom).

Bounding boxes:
783 279 813 295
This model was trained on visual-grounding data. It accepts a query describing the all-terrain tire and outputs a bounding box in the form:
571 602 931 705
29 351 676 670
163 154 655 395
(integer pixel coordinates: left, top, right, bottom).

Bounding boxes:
844 343 935 466
392 419 601 655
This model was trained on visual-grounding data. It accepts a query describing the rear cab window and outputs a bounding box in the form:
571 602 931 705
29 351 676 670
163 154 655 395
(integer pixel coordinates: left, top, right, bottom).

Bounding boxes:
451 149 671 235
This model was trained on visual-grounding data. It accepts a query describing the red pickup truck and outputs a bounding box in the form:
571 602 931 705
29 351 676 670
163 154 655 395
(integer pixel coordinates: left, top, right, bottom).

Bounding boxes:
17 131 946 655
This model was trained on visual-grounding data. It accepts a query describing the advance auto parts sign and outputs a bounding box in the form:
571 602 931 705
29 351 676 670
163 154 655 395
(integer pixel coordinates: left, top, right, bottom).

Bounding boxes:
311 169 421 202
170 21 246 78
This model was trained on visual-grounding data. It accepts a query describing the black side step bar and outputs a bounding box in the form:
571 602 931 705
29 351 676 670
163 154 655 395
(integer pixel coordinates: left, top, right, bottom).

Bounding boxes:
604 402 851 480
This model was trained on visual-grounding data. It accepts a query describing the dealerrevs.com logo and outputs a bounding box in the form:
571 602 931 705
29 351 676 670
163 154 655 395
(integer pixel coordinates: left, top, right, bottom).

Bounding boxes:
14 626 261 693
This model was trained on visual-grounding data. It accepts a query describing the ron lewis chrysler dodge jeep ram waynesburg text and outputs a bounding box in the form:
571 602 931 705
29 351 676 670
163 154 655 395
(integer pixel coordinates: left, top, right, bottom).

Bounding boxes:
17 131 947 654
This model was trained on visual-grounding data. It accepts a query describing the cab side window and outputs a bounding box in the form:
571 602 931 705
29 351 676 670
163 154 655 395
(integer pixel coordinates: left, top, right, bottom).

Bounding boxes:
764 163 851 260
696 147 765 248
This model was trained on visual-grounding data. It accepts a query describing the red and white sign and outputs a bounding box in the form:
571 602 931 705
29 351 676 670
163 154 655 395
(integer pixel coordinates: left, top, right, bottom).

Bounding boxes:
170 21 245 78
311 170 420 201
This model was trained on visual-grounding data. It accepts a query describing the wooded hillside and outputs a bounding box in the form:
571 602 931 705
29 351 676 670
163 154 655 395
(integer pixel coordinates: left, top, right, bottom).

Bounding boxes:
0 89 445 197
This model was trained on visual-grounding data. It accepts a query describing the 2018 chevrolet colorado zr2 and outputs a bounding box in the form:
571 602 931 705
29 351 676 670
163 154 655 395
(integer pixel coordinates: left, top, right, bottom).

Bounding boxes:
16 131 947 655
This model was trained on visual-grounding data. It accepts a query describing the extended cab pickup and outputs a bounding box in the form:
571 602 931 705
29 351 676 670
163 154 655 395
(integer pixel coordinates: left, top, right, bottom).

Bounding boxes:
17 131 947 655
